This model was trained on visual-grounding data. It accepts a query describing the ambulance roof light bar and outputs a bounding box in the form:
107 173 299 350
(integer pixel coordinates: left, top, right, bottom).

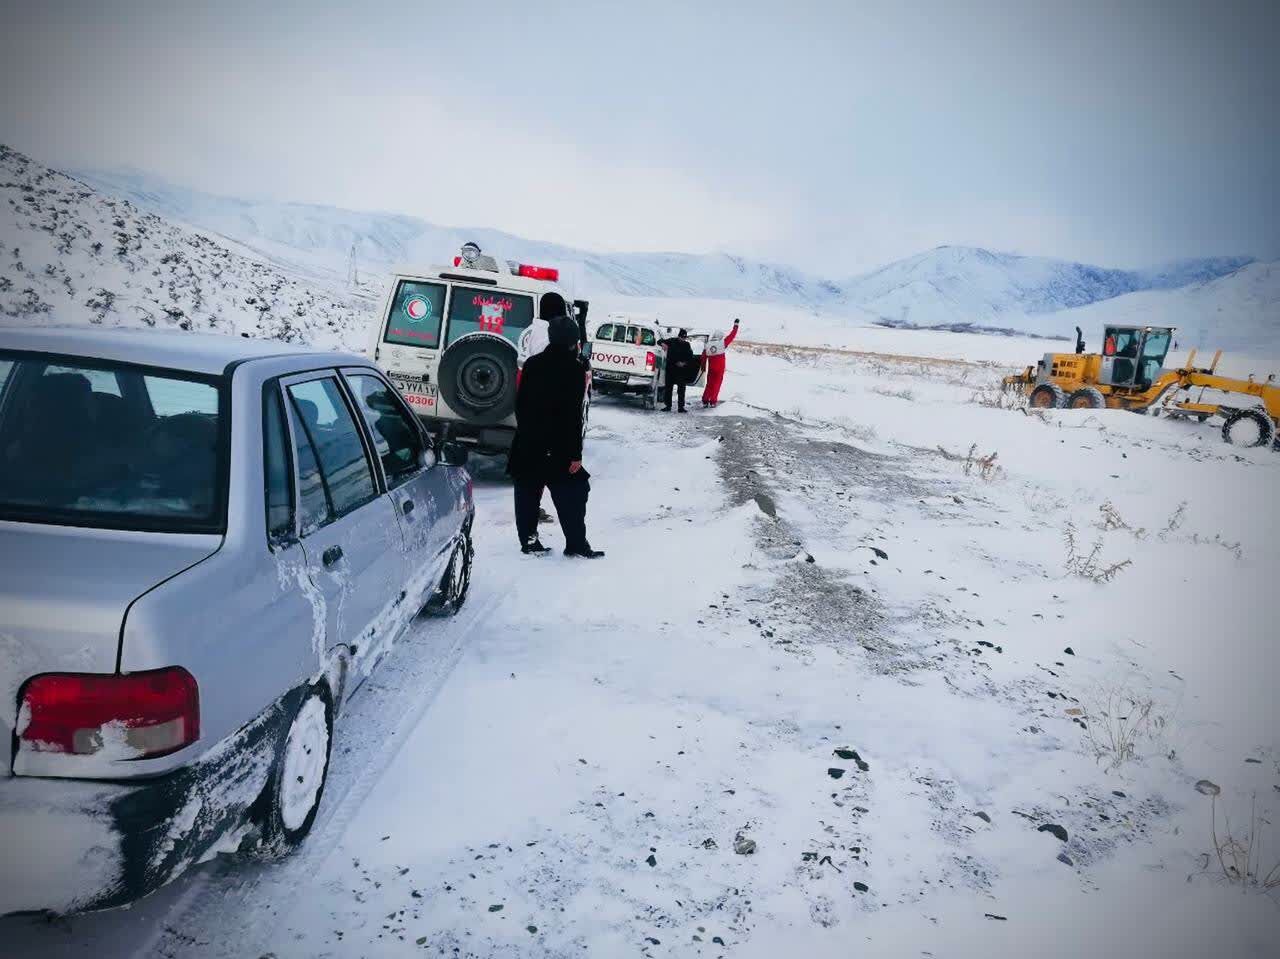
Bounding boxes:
516 264 559 282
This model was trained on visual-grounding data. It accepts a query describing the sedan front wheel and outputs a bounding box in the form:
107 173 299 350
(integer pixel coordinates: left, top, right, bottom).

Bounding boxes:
425 529 473 617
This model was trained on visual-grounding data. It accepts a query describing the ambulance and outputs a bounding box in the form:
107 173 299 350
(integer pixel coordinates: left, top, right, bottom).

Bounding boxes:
588 313 709 409
370 243 589 452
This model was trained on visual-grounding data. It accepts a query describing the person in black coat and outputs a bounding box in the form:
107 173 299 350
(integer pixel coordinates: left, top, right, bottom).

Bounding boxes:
659 329 696 412
507 315 604 558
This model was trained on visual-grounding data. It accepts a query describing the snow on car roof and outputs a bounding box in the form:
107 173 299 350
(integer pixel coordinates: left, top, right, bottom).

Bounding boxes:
0 325 364 376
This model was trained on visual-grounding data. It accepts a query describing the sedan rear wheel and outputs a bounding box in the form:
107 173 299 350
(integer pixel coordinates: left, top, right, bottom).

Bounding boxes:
255 684 333 856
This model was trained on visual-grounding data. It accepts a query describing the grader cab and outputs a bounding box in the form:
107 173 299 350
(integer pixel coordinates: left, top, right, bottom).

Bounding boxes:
1003 324 1279 449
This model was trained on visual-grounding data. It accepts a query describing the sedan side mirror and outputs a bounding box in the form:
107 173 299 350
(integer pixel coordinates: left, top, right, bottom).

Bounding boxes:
439 441 469 467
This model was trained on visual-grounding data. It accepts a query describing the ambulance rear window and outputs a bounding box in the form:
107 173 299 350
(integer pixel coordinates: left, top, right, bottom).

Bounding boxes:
445 286 534 347
384 281 446 348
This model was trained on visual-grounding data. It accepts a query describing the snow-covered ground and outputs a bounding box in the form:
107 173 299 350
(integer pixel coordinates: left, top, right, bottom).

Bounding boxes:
5 337 1277 957
3 143 1278 955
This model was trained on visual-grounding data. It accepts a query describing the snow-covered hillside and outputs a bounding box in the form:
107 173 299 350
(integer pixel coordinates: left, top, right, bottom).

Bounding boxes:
1 147 375 349
74 169 845 308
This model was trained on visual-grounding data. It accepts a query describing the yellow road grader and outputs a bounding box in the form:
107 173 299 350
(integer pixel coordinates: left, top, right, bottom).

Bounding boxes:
1003 324 1279 449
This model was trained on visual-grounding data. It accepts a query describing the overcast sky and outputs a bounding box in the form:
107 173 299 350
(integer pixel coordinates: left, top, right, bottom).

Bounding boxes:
1 0 1277 274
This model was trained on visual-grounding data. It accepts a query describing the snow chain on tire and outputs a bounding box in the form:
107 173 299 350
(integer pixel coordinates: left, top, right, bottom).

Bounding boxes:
1221 407 1276 449
1030 383 1066 409
1067 386 1106 410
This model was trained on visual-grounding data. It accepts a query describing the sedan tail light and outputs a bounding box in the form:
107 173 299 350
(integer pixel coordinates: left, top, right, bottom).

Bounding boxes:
17 667 200 760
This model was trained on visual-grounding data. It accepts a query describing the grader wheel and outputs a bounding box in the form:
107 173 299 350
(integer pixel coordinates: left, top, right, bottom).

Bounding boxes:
1222 408 1276 448
1029 384 1066 409
1067 387 1106 410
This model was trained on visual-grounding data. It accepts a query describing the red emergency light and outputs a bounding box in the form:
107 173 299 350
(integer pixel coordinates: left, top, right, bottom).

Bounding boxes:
516 264 559 282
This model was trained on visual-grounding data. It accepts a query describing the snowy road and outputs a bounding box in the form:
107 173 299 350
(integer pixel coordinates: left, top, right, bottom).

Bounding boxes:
5 362 1279 957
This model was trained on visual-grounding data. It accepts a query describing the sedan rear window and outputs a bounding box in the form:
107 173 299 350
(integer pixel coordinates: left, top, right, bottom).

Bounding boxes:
0 353 226 533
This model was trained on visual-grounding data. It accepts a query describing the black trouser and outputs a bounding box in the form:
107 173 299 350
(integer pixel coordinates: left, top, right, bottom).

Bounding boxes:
514 476 590 552
663 380 687 410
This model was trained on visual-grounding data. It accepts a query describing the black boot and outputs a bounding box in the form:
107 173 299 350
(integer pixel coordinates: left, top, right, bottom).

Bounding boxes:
522 537 552 556
564 544 605 559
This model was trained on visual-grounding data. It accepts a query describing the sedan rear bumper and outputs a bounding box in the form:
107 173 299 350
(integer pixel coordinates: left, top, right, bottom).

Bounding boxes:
0 686 298 916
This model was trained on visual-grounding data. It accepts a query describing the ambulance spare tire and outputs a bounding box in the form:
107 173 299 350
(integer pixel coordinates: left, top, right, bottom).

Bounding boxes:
438 335 518 422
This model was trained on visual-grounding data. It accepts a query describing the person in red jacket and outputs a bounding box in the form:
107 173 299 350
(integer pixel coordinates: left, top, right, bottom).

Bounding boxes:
700 318 739 407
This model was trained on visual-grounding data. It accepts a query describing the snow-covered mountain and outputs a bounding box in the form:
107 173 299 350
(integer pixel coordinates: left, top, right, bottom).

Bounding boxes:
840 245 1255 330
1044 259 1280 356
77 168 1270 350
0 147 374 350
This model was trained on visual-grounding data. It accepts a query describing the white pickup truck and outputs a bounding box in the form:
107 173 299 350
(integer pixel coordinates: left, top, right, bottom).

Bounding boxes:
589 314 708 409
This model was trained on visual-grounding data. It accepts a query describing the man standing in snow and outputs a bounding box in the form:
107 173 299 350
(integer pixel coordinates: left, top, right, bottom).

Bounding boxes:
507 314 604 559
659 329 697 412
700 318 739 407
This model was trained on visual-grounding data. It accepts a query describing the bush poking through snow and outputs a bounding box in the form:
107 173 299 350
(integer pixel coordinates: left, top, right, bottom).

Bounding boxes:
1154 501 1244 559
937 443 1002 481
1080 683 1166 769
871 385 916 402
970 378 1028 411
1096 501 1147 539
1159 501 1188 539
1063 522 1132 582
1201 791 1280 894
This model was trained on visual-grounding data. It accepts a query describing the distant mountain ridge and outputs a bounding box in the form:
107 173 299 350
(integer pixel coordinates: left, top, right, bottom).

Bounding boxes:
76 168 1253 322
840 245 1256 328
63 164 1275 353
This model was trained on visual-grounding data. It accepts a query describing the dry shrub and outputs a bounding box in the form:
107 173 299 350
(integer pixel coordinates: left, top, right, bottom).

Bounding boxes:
871 385 916 402
970 379 1028 411
937 442 1002 481
1080 683 1166 769
1200 789 1280 894
1096 501 1147 539
1063 522 1132 582
1156 501 1243 559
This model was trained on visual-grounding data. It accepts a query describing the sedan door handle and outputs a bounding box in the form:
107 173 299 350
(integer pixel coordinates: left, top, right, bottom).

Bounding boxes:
322 545 344 568
402 499 415 515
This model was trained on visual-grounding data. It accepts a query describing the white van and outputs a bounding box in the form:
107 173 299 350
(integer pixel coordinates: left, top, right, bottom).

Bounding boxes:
589 314 709 409
369 247 589 452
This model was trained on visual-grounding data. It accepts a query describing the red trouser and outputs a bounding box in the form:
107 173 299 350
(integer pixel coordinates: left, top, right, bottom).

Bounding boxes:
702 364 726 404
